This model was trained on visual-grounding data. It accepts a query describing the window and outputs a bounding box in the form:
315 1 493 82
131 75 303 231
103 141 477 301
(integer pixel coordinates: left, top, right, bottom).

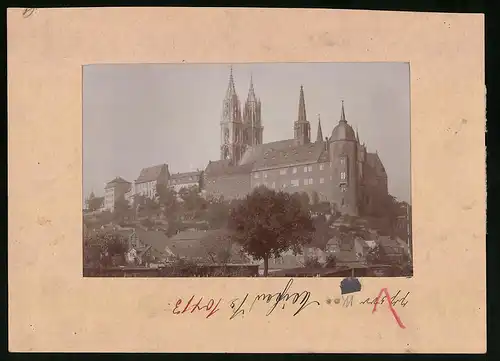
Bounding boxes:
309 178 314 185
304 179 309 186
291 179 299 187
292 167 297 174
263 172 268 179
319 164 325 171
320 177 325 184
340 184 347 192
340 172 346 180
304 166 308 173
340 157 346 165
308 165 313 172
271 182 276 189
280 169 287 175
282 184 287 188
254 173 260 179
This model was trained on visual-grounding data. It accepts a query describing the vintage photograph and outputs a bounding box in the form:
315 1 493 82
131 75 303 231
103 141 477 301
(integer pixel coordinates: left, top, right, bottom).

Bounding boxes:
83 62 412 278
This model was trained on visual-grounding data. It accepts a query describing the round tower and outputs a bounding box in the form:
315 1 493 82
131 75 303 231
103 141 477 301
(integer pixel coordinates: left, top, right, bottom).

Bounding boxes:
328 101 359 216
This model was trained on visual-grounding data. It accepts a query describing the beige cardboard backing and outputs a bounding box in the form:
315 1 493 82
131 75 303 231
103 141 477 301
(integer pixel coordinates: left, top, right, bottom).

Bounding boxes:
7 8 485 353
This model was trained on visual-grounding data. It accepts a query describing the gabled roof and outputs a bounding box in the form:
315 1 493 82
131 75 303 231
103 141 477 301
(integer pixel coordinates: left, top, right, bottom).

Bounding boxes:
252 141 328 171
366 153 386 176
239 139 296 166
105 177 131 189
169 171 202 180
204 160 253 177
133 228 172 255
136 164 168 184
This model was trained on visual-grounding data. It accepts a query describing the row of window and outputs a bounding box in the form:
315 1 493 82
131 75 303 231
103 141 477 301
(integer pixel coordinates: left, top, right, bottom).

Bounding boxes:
254 178 349 191
255 163 329 179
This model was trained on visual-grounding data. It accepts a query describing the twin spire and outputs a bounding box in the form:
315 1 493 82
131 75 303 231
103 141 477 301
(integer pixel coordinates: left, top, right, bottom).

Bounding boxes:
225 66 259 104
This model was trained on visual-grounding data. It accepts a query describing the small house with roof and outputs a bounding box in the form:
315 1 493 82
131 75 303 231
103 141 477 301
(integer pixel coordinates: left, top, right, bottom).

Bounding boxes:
135 163 170 199
169 170 203 192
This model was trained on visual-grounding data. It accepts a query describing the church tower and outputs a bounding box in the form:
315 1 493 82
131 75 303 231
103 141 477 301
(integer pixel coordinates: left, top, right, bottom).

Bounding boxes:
294 85 311 145
220 66 244 164
243 74 264 148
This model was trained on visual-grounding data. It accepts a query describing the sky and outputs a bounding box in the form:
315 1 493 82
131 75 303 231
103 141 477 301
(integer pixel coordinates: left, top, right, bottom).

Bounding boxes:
83 62 411 203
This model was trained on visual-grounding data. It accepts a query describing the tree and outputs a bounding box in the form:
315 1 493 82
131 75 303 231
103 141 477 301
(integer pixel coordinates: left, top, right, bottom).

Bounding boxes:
113 196 131 222
293 192 311 211
229 186 315 277
155 184 179 219
83 231 128 268
304 256 321 269
87 192 103 212
366 244 387 265
325 254 337 268
311 191 320 206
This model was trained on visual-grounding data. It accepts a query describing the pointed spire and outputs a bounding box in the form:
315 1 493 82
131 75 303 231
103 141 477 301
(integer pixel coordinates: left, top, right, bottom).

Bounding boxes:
225 65 237 100
297 85 307 123
316 114 323 142
340 100 346 122
356 126 359 142
247 72 257 102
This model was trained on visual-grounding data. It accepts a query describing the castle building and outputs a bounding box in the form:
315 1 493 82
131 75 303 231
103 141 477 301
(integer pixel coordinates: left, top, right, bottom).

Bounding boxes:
204 67 389 216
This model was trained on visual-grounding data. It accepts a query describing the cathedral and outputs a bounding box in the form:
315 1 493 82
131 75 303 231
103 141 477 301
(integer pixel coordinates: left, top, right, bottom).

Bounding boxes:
204 67 389 216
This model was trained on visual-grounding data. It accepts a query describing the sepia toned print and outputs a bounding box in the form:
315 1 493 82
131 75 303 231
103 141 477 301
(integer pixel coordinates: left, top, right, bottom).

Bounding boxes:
83 62 412 278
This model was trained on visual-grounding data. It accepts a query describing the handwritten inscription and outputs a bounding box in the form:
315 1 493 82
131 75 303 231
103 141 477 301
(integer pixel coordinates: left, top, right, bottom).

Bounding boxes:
22 8 37 18
169 282 409 327
341 295 354 308
230 279 320 320
172 295 222 319
365 288 407 329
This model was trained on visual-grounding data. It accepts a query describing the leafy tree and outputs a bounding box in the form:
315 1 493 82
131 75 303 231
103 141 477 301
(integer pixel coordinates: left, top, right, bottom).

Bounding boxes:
229 186 315 277
113 196 131 223
304 256 321 269
311 191 320 206
155 184 179 219
83 232 128 268
325 254 337 268
366 244 387 265
87 192 103 212
179 186 206 219
293 191 311 211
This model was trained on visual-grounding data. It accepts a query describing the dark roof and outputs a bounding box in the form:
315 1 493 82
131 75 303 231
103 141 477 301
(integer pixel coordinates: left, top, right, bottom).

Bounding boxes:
136 164 168 184
252 141 328 170
366 153 386 176
170 171 202 180
239 139 296 165
105 177 131 189
204 160 253 177
334 250 361 263
330 120 356 141
166 229 248 263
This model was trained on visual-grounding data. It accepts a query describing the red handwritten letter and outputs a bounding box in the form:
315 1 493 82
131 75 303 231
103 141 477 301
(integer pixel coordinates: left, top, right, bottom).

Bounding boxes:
372 288 406 329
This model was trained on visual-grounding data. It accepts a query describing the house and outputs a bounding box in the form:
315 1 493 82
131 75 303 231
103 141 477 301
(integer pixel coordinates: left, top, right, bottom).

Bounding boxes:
166 229 250 265
300 245 327 264
135 163 170 199
377 236 406 264
353 238 373 259
169 170 203 192
259 251 305 276
333 249 363 267
325 237 341 253
104 177 131 211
